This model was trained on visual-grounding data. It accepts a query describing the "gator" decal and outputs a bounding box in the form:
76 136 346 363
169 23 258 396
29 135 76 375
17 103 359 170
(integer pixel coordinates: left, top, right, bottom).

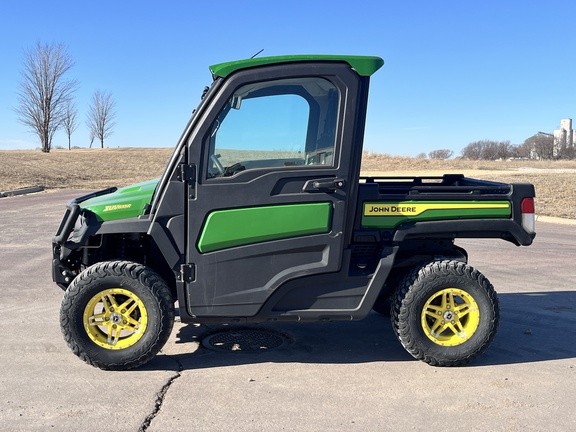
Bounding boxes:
103 204 132 212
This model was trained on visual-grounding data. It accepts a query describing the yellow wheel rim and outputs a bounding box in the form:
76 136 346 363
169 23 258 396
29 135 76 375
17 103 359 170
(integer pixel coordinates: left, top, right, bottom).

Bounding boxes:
83 288 148 350
421 288 480 346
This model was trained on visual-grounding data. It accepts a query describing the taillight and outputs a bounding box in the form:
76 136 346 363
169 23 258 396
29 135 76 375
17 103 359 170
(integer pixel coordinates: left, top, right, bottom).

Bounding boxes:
521 197 535 214
521 197 535 233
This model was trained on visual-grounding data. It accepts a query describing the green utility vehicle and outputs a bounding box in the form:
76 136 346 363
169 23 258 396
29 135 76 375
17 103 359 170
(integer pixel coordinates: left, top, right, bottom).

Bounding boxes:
53 55 536 370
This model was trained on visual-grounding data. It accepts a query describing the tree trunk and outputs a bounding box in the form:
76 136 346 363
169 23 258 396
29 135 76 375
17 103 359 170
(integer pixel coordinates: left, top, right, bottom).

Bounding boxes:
41 130 50 153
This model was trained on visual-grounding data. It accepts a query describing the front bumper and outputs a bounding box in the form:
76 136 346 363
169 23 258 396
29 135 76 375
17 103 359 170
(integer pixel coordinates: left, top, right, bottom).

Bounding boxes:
52 187 117 289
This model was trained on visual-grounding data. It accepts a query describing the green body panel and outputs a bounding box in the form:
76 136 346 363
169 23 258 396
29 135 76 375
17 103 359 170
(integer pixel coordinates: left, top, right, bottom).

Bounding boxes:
362 200 512 229
210 55 384 78
197 203 333 253
81 178 159 222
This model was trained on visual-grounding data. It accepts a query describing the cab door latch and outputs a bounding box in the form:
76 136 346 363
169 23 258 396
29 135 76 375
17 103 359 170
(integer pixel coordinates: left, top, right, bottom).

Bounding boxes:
303 178 346 192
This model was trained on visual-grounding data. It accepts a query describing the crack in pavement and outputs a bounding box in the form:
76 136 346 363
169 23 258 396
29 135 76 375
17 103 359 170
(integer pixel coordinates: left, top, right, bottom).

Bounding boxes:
138 356 184 432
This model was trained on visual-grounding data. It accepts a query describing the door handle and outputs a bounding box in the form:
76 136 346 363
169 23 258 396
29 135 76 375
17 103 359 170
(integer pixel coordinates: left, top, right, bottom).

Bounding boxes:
303 178 346 192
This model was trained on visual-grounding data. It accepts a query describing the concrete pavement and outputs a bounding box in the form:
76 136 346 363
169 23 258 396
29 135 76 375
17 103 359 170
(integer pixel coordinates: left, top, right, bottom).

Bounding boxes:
1 190 575 431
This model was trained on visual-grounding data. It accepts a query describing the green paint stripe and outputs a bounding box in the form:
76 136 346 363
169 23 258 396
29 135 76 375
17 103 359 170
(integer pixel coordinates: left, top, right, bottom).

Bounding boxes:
361 200 511 229
198 203 333 253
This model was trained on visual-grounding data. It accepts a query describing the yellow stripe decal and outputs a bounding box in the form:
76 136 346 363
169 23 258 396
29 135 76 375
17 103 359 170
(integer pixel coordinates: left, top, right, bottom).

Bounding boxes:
364 202 510 217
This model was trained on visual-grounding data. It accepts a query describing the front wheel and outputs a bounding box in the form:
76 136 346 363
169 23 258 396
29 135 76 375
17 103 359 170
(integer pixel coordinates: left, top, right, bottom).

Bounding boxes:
60 261 175 370
391 260 499 366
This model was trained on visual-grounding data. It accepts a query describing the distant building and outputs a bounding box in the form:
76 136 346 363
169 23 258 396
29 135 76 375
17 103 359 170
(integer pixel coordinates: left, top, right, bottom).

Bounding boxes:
553 118 575 157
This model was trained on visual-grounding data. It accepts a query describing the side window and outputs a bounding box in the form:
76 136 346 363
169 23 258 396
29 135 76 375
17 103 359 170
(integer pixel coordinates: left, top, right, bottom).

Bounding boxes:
206 77 339 178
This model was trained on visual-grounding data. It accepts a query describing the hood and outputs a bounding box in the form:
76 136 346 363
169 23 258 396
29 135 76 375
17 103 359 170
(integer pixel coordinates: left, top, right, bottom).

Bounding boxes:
80 178 159 221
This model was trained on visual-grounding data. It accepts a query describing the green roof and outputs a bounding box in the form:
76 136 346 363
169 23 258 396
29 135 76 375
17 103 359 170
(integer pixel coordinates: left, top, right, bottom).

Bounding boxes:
209 55 384 78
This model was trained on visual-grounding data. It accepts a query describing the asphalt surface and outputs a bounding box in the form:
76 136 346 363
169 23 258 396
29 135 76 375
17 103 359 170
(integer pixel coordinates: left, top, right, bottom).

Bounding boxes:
1 190 575 432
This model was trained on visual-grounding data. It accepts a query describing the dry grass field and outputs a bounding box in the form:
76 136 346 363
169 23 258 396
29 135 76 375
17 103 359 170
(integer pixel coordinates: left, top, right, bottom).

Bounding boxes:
1 148 575 219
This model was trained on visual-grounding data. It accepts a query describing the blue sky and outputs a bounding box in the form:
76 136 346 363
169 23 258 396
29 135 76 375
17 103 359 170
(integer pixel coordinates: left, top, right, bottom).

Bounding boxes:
1 0 574 156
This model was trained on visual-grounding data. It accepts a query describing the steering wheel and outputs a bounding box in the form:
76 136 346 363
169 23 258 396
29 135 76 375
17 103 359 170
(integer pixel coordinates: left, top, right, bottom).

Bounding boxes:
210 154 225 176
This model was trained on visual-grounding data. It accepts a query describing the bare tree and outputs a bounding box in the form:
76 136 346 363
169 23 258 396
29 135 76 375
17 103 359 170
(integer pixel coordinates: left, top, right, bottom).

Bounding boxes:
519 134 554 160
15 41 78 153
428 149 454 160
461 140 515 160
491 140 514 160
561 144 576 160
461 140 484 159
62 100 78 150
86 90 116 148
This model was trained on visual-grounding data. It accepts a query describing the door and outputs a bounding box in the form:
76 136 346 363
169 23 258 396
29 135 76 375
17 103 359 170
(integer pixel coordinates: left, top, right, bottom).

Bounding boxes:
185 62 367 317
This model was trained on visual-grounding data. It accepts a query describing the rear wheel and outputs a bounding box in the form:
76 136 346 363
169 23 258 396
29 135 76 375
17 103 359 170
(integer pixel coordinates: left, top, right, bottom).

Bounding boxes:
60 261 174 370
391 260 499 366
